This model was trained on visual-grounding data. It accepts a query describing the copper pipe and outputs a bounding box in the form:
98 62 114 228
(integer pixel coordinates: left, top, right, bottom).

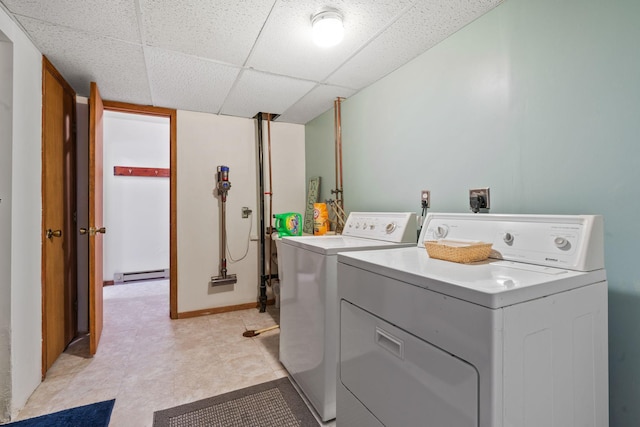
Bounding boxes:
337 98 344 201
334 99 339 201
333 98 345 231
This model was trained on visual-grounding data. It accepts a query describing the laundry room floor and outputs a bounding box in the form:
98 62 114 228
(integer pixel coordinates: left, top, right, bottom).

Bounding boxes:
12 280 334 426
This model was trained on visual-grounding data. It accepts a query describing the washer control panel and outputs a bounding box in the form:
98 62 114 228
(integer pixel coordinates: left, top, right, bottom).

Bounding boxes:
419 213 604 271
343 212 417 243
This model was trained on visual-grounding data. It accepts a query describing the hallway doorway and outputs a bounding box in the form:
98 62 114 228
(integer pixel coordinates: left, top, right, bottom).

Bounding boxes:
103 110 170 289
103 102 177 319
76 101 177 342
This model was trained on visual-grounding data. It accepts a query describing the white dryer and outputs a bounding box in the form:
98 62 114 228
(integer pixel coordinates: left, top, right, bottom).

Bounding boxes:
279 212 417 421
337 213 608 427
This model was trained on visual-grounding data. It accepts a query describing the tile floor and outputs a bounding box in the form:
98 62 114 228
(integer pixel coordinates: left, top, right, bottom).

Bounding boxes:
12 280 334 426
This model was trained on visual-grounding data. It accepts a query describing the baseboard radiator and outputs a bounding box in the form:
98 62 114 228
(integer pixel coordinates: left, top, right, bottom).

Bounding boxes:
114 268 169 284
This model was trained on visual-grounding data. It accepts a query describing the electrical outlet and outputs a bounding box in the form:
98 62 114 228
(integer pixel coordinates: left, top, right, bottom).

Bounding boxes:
469 188 490 213
421 190 431 208
242 207 252 218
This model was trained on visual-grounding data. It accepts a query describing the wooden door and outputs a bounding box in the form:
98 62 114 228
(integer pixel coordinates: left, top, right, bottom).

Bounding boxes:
42 57 77 374
88 82 105 355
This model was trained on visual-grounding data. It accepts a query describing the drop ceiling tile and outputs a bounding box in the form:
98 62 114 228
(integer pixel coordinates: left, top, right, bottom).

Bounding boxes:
2 0 505 121
18 16 151 104
327 0 503 89
145 47 240 114
277 84 356 124
140 0 275 66
220 69 316 119
247 0 413 82
1 0 140 42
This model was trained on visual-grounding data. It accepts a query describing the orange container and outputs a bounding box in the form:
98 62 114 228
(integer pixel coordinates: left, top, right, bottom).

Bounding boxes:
313 203 329 235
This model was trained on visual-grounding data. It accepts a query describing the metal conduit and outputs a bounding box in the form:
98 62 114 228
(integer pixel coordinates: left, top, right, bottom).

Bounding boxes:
255 113 267 312
266 114 274 290
254 112 279 312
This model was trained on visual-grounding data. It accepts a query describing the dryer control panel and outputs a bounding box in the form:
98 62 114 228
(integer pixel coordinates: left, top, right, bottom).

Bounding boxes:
343 212 417 243
419 213 604 272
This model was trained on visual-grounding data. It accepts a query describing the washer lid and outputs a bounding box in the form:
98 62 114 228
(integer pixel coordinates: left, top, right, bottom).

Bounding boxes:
338 247 607 308
281 235 412 255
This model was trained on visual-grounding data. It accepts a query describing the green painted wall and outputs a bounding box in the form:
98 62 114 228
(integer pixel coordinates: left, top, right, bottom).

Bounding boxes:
306 0 640 424
305 109 336 203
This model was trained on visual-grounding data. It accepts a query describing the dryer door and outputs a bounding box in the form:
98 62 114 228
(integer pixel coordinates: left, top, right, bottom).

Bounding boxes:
340 300 478 427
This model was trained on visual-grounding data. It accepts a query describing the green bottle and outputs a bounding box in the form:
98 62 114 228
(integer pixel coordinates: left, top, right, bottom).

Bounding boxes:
273 212 302 236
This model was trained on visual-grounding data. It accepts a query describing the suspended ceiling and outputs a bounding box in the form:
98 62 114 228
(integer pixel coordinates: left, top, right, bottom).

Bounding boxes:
0 0 503 124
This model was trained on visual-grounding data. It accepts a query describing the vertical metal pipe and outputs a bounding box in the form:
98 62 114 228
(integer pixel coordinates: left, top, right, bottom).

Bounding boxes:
336 98 344 210
220 198 227 277
267 114 274 289
255 113 267 312
331 98 345 232
334 99 339 198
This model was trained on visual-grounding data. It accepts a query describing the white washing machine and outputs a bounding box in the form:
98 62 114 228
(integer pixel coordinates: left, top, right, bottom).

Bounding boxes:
279 212 417 421
337 213 608 427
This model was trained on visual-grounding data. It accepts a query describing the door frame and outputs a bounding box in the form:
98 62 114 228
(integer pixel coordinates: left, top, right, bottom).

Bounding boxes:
102 101 178 319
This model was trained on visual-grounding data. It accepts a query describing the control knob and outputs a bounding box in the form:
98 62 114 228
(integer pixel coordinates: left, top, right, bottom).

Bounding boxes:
503 232 514 244
434 225 448 239
554 236 569 249
385 222 397 234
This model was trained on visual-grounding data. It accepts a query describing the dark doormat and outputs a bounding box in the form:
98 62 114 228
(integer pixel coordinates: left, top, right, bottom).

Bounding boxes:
153 377 319 427
4 399 114 427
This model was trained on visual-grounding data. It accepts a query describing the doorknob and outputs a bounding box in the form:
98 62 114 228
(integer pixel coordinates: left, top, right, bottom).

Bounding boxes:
80 227 107 236
46 229 62 239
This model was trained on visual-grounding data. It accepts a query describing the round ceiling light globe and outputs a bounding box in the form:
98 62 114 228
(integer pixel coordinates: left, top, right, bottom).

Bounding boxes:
312 11 344 48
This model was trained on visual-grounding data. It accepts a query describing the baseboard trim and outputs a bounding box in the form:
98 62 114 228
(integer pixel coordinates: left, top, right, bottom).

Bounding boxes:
176 299 275 319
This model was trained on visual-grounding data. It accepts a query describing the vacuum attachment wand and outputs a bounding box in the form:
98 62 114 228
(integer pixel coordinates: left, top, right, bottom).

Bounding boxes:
210 165 238 287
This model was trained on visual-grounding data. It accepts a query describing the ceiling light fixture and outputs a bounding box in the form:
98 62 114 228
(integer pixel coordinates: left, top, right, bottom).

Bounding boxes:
311 10 344 48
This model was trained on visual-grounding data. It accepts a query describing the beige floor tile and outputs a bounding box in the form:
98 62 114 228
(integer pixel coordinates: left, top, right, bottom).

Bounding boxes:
12 373 75 420
44 352 93 379
273 368 289 379
214 338 262 362
222 351 276 379
12 279 335 426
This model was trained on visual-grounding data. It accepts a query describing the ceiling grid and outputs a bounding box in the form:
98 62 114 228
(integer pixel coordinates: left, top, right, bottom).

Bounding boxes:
0 0 503 123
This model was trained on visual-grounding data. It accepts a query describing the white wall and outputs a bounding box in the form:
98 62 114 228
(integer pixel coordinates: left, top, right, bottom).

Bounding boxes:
262 120 306 280
103 111 170 281
177 111 305 313
0 6 43 421
0 30 13 422
263 121 306 216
